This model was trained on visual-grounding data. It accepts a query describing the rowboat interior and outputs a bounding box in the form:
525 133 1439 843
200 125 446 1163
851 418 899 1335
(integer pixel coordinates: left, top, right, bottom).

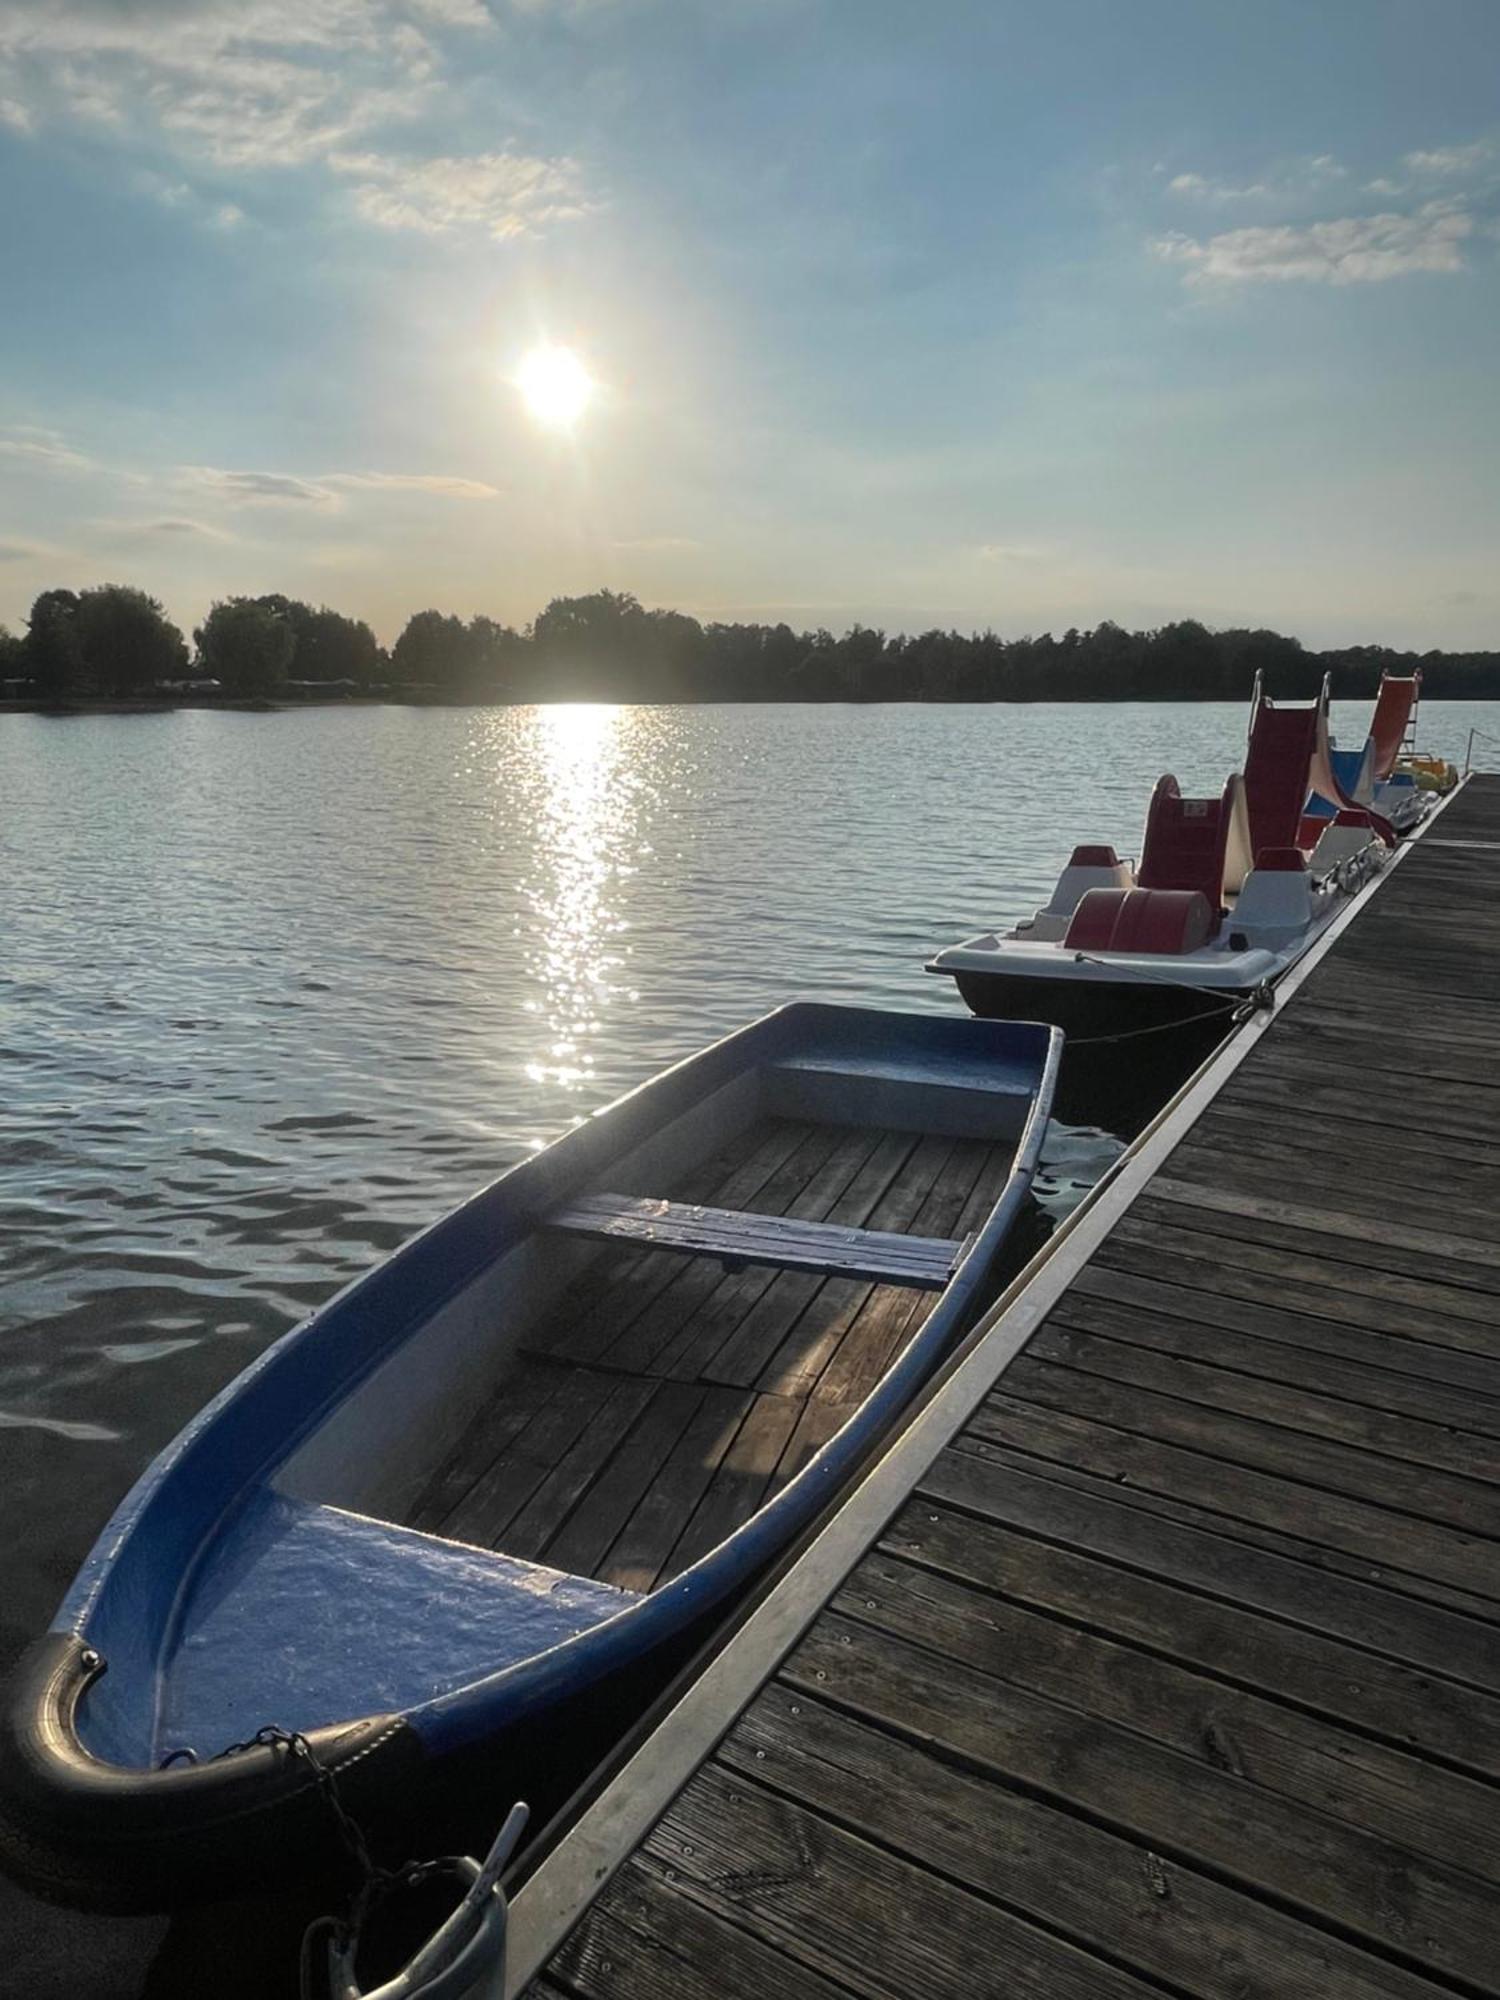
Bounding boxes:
399 1109 1028 1592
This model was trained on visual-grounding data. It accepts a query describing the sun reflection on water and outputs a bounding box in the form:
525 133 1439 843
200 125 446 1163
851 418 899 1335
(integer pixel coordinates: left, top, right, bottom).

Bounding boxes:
515 704 642 1100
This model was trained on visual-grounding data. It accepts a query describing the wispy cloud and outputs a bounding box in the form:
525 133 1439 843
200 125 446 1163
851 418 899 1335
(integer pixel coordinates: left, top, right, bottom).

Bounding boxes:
1168 172 1269 202
0 1 490 169
974 542 1049 563
137 516 229 539
326 470 500 498
1163 154 1347 205
180 463 500 506
328 148 595 238
181 465 337 507
1404 140 1494 178
1154 201 1476 286
0 93 34 132
0 537 58 563
0 424 92 470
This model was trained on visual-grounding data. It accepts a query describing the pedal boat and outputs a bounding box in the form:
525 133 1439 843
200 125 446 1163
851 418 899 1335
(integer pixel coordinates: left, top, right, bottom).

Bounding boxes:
0 1002 1059 1911
929 676 1394 1037
1306 670 1431 838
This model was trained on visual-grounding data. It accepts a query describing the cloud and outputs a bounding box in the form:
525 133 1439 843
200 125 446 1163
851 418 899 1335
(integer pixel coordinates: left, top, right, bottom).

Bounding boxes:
329 148 595 238
1165 154 1346 204
975 542 1048 563
0 425 92 470
1153 202 1475 285
0 1 440 170
408 0 493 23
0 537 57 563
180 463 501 505
141 516 228 537
326 470 500 497
1168 172 1270 202
0 94 34 132
1404 140 1494 178
182 465 337 506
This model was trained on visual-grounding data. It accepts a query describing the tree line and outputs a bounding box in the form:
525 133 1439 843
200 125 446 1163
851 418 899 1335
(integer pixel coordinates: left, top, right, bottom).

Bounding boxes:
2 582 1497 704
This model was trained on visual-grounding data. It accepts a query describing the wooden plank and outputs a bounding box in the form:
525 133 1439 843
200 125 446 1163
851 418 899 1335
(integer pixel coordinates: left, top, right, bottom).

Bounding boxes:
569 1121 846 1376
541 1381 710 1578
407 1360 567 1534
1262 1017 1500 1087
542 1854 860 2000
649 1763 1166 2000
729 1129 984 1405
1126 1196 1500 1323
779 1613 1500 1994
923 1438 1500 1690
836 1549 1500 1881
1201 1092 1500 1174
547 1119 817 1366
765 1397 847 1500
658 1392 805 1583
1066 1264 1500 1426
441 1365 620 1549
1102 1213 1500 1348
1030 1318 1500 1485
1221 1063 1500 1153
807 1137 999 1411
884 1489 1500 1778
958 1405 1500 1620
723 1686 1450 2000
703 1131 921 1394
545 1193 966 1288
1145 1177 1500 1290
623 1124 884 1382
595 1385 752 1593
494 1376 661 1564
1206 1084 1500 1173
1165 1133 1500 1242
996 1354 1500 1540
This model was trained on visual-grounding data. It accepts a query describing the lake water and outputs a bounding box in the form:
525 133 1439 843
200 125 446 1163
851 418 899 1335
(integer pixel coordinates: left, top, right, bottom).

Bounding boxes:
0 698 1487 1665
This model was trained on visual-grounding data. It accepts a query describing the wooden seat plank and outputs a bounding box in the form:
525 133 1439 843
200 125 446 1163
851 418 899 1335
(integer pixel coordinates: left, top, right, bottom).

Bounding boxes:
544 1192 969 1289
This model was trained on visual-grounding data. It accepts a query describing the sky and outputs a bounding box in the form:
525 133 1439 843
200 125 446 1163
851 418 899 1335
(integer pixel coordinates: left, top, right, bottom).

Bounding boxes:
0 0 1497 651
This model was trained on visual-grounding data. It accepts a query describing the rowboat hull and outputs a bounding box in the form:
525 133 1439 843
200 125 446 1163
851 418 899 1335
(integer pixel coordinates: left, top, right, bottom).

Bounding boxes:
0 1003 1059 1910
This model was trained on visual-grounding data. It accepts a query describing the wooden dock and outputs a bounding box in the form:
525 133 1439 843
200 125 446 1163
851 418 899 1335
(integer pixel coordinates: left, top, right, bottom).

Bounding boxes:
506 774 1500 2000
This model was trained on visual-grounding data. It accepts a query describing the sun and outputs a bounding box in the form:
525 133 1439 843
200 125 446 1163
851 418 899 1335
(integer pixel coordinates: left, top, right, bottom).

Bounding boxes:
515 345 595 430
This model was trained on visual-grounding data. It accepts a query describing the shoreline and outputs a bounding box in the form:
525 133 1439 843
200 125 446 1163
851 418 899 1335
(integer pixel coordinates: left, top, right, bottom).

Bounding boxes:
1 692 1494 716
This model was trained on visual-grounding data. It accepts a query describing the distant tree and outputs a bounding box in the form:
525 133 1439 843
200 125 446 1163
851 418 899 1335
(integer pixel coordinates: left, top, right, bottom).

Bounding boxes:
74 584 188 696
24 588 85 700
466 614 523 697
391 609 472 690
532 590 649 697
194 597 294 696
0 622 26 681
295 606 384 687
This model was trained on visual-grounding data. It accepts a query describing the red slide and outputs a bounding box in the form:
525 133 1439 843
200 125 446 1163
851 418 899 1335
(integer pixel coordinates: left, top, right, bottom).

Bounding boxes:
1247 676 1394 854
1369 669 1420 781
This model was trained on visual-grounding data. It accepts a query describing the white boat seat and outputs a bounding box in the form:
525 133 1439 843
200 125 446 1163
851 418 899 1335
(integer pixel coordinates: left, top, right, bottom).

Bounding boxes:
545 1191 973 1290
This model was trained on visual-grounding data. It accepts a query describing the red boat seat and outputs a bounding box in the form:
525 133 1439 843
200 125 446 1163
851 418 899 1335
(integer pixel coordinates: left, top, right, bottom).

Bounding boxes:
1063 886 1216 956
1136 773 1252 916
1254 846 1307 871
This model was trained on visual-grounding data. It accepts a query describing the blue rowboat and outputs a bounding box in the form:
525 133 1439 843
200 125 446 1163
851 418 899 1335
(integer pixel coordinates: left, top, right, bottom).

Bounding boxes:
0 1003 1059 1911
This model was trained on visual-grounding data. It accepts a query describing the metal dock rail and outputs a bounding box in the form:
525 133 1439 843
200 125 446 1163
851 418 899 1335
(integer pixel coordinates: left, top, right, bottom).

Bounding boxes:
504 774 1500 2000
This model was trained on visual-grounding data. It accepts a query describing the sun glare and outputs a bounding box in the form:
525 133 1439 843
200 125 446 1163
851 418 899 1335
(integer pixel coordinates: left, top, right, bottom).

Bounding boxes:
515 345 595 430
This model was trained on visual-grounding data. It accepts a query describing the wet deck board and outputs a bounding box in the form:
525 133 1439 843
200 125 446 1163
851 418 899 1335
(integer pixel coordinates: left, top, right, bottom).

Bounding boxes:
528 774 1500 2000
408 1116 1017 1589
